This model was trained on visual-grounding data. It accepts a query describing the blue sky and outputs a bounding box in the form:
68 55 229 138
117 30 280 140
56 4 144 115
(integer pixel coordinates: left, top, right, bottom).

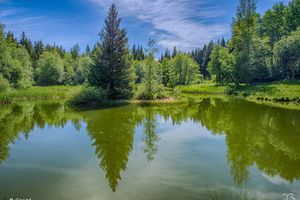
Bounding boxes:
0 0 290 53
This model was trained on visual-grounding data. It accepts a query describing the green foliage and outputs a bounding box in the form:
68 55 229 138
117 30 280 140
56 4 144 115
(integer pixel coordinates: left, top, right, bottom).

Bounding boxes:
168 54 200 87
62 53 76 85
135 82 165 100
37 51 64 86
75 56 93 85
0 74 10 92
273 28 300 79
249 37 271 81
260 3 286 47
1 0 300 99
208 45 235 85
285 0 300 33
135 40 165 100
231 0 259 84
201 41 215 78
19 31 34 60
131 45 145 61
70 86 107 106
0 31 33 89
10 46 33 88
161 58 171 85
89 4 134 99
70 43 80 60
132 60 143 83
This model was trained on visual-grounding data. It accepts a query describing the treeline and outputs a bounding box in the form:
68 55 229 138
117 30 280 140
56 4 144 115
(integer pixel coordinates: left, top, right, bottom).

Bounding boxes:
194 0 300 85
0 25 93 90
1 0 300 101
135 0 300 95
132 40 200 99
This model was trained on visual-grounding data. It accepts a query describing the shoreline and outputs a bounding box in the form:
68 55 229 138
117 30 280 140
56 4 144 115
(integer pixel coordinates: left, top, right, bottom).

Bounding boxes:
1 83 300 110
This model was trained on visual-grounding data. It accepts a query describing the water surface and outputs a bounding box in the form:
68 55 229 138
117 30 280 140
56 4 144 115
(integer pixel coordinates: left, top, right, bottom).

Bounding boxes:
0 98 299 200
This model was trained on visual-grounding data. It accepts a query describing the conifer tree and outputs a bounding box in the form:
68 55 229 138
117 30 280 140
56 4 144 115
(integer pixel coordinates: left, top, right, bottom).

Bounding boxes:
85 45 91 55
89 4 133 99
201 41 214 78
172 46 178 57
70 44 80 60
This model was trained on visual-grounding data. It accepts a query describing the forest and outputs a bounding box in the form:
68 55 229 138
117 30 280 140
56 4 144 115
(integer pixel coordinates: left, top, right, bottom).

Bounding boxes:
0 0 299 104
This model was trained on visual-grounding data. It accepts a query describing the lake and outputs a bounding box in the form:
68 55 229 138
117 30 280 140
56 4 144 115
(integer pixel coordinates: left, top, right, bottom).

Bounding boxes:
0 97 299 200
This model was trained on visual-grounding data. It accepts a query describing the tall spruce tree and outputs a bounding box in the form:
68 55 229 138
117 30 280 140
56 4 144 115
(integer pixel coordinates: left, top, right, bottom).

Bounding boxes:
85 45 91 55
89 4 133 99
172 46 178 57
201 41 214 78
70 43 80 60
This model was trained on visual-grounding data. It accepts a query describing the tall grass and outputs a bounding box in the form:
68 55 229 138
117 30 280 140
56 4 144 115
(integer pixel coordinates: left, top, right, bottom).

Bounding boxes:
176 84 229 94
0 85 82 104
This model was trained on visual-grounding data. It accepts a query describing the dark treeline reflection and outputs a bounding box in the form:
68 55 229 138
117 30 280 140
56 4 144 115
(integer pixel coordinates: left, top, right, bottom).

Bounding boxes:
0 99 299 191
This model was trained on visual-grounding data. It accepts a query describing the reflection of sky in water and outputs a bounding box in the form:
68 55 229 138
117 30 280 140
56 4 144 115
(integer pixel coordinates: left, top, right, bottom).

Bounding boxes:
0 101 300 200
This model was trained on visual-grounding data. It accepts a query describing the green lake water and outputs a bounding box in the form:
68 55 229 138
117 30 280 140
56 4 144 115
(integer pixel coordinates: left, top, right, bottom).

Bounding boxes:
0 98 299 200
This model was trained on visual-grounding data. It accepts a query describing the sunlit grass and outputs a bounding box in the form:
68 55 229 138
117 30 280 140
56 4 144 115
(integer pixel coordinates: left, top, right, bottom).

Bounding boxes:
0 85 83 104
176 83 229 94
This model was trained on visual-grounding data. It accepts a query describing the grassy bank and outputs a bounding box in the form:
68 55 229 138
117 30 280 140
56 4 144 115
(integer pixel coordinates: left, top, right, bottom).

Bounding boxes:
1 82 299 110
176 83 228 94
176 81 300 109
0 86 83 104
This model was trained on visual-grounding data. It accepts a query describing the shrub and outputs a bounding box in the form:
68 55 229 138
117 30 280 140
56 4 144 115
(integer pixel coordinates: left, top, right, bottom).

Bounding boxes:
173 87 182 97
70 86 107 106
134 83 165 100
0 75 10 92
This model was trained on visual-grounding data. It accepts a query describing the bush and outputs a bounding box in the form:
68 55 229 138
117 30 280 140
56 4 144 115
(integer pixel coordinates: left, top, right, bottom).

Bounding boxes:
37 51 64 86
0 75 10 92
134 83 165 100
70 86 107 106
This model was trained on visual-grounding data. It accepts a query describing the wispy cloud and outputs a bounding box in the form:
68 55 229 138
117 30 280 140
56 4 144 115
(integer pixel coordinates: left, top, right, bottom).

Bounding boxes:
0 9 18 18
90 0 229 51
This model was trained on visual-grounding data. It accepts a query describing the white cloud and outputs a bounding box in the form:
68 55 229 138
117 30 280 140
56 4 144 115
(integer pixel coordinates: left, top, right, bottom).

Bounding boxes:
89 0 229 51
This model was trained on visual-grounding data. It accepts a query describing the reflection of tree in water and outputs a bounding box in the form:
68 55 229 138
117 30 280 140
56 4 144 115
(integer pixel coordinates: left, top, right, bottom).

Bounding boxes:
82 105 161 191
131 98 300 186
0 101 82 164
185 98 300 185
82 107 136 192
0 102 161 192
1 98 300 191
141 107 160 162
